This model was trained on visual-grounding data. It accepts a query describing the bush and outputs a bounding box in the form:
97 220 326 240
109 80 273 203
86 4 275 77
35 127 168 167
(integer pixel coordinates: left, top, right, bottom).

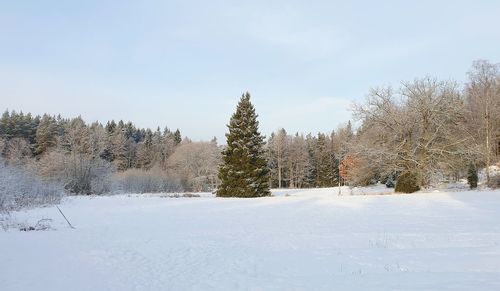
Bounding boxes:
467 164 478 189
395 172 420 193
0 159 63 212
112 168 183 194
384 172 398 188
36 150 113 195
385 178 395 188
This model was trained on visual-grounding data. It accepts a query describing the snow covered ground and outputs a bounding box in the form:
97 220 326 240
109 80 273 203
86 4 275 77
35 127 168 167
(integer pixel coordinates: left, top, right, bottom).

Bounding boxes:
1 187 500 290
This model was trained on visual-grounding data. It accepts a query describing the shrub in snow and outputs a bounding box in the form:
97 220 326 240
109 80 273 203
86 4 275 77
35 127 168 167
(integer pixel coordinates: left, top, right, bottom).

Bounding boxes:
467 164 478 189
0 159 63 212
383 172 398 188
112 168 183 194
18 218 53 231
162 193 201 198
385 178 395 188
395 172 420 193
36 150 113 195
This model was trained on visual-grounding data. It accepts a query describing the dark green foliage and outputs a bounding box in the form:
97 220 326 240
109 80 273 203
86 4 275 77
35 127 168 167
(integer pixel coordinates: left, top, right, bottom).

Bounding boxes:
0 110 10 139
383 173 398 188
0 110 38 144
467 163 478 189
173 129 182 145
315 133 335 187
303 134 317 187
99 148 114 162
217 92 270 198
385 178 395 188
105 120 117 133
395 172 420 193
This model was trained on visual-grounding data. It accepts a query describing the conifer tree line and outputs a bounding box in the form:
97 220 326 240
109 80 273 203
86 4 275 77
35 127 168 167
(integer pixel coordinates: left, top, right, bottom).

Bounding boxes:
0 113 221 195
266 124 353 189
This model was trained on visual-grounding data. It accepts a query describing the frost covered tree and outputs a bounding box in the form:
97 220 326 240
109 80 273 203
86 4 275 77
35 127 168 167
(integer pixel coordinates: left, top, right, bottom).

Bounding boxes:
352 78 474 187
109 127 129 171
0 109 203 195
267 129 341 189
0 157 63 212
465 60 500 183
167 141 221 191
331 122 354 186
268 128 289 188
217 92 270 197
35 114 58 155
136 129 154 170
287 133 310 188
5 137 31 165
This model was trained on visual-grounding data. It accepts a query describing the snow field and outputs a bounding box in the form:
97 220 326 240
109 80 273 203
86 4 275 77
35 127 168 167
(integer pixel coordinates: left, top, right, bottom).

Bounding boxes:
1 187 500 290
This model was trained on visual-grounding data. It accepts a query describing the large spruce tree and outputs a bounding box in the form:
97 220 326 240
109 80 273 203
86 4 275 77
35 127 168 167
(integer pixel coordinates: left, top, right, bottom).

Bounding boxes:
217 92 270 197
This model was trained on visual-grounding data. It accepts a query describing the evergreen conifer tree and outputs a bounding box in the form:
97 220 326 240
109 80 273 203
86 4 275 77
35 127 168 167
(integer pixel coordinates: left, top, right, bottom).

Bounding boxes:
0 110 11 139
35 114 58 155
173 129 182 146
467 163 478 189
315 133 335 187
217 92 270 197
110 129 129 170
136 129 154 169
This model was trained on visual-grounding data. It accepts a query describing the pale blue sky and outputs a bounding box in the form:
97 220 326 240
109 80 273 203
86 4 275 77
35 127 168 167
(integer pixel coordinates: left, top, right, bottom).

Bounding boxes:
1 0 499 141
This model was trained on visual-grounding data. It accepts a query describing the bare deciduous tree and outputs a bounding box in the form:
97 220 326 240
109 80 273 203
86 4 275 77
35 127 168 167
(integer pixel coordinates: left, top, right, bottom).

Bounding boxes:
5 137 31 165
465 60 500 183
288 133 310 188
167 141 221 191
353 77 475 186
268 128 288 188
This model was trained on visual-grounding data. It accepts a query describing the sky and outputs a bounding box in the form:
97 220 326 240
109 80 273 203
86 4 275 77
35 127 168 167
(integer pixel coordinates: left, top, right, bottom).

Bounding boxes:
1 0 499 142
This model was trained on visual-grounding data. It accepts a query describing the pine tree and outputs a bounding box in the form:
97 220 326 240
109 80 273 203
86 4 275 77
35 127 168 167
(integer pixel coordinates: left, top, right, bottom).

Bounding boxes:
110 129 129 170
0 110 11 139
105 120 117 134
217 92 270 197
304 133 318 187
467 163 478 189
35 114 58 155
28 114 40 145
315 133 335 187
137 129 154 169
173 129 182 146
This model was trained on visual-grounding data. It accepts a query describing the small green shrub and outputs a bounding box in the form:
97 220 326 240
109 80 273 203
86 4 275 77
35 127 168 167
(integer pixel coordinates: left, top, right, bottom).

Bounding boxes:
395 172 420 193
467 164 478 189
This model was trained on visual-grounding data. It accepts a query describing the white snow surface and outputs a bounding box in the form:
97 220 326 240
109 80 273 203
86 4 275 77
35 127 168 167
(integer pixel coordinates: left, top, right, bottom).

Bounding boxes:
1 187 500 290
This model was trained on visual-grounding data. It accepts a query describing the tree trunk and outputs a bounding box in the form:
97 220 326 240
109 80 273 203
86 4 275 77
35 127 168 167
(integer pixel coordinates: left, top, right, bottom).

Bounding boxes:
486 106 491 184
